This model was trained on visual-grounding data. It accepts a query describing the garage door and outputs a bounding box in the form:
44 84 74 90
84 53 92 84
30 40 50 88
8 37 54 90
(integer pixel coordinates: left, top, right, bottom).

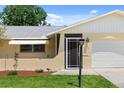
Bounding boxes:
92 41 124 68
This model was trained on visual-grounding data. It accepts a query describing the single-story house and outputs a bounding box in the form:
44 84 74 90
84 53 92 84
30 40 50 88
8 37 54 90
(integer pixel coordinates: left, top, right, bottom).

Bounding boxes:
1 10 124 71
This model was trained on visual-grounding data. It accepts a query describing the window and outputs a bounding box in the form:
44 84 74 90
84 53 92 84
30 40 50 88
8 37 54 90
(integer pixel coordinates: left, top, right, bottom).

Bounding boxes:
20 44 45 52
20 45 32 52
33 45 45 52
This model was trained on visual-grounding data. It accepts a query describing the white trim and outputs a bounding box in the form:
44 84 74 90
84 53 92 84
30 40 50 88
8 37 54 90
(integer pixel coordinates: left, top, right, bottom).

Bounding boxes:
47 10 124 36
9 40 49 45
65 38 68 69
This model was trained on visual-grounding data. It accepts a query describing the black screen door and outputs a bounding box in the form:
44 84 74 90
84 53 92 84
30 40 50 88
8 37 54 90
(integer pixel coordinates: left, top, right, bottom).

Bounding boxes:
66 38 80 68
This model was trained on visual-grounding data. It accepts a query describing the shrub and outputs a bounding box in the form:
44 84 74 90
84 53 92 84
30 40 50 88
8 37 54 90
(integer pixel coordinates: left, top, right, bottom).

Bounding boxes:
35 69 44 73
46 68 51 72
7 71 17 76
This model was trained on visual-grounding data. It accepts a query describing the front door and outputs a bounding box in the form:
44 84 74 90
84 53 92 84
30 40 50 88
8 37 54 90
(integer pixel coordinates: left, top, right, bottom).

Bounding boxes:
65 38 80 69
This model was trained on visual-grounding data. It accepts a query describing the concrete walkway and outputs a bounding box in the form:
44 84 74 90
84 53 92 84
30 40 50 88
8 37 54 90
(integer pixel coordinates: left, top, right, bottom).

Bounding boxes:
52 69 98 75
52 68 124 88
94 68 124 88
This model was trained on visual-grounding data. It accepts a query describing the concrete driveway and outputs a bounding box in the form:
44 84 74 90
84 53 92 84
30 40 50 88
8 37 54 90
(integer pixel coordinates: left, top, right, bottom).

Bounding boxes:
95 68 124 88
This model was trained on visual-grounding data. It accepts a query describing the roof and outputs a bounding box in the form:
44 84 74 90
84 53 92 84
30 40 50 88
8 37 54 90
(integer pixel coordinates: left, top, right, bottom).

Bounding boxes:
47 10 124 35
3 10 124 39
4 26 65 39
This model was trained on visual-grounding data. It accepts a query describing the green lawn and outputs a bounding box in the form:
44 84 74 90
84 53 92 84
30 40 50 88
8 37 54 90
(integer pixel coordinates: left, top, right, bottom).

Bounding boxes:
0 75 117 88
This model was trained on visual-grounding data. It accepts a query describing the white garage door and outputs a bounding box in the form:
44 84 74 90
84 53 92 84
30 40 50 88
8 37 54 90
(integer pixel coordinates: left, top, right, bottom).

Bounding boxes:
92 41 124 68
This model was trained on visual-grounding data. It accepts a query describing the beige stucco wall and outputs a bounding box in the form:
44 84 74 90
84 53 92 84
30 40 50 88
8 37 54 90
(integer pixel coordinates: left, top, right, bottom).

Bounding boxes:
0 35 56 59
1 33 124 71
56 33 92 69
84 33 124 41
82 33 124 69
56 32 124 70
1 13 124 71
0 35 65 71
49 13 124 70
56 13 124 69
0 58 64 71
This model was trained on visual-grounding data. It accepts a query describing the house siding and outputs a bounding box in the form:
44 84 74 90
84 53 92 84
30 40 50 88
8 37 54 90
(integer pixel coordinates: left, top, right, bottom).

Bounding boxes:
60 13 124 33
0 35 56 59
1 12 124 70
0 35 65 71
56 13 124 69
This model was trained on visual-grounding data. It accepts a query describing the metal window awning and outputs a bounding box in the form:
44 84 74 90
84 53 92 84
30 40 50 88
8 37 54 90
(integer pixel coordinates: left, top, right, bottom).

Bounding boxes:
9 40 48 45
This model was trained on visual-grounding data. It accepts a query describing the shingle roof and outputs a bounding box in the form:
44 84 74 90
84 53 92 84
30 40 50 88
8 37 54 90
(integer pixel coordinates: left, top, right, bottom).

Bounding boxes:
4 26 65 39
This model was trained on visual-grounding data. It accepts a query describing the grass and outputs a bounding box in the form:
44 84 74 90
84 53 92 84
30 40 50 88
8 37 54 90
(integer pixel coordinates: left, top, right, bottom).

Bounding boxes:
0 75 117 88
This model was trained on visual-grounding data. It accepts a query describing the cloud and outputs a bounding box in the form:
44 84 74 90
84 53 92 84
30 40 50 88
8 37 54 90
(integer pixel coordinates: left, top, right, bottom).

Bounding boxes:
47 13 62 19
46 13 96 26
90 10 98 14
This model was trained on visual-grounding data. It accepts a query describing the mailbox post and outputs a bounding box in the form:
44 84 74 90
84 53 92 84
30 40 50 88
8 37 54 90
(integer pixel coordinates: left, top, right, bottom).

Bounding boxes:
78 38 85 88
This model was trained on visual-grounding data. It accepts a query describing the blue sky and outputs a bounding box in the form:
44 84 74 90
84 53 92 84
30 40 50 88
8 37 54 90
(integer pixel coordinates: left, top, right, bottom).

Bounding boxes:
1 5 124 26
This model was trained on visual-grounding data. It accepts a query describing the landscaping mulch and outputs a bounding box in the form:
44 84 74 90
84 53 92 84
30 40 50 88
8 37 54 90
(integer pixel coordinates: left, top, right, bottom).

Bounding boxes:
0 71 7 76
0 71 53 76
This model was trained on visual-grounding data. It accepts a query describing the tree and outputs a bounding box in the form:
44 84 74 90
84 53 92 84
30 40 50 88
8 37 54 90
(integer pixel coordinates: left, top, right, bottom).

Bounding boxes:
0 5 47 26
0 27 5 39
0 27 6 47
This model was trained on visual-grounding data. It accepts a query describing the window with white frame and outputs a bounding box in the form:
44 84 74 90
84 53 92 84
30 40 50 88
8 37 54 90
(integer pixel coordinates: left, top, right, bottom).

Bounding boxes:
20 44 45 52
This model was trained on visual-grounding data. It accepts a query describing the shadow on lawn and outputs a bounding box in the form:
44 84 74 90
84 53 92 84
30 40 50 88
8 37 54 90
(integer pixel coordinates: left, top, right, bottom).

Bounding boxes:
67 82 78 87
